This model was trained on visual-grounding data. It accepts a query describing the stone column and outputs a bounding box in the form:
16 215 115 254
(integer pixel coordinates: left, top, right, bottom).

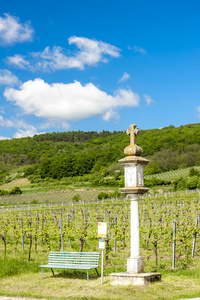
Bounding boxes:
118 124 149 273
110 124 161 285
127 194 144 273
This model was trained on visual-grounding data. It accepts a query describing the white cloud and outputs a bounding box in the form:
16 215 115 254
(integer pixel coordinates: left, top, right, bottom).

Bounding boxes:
0 136 10 140
7 54 30 69
4 79 139 122
144 94 154 106
103 109 120 121
128 45 147 54
0 69 19 86
8 36 121 71
14 126 39 138
0 13 34 45
196 107 200 118
0 115 42 138
119 72 130 82
0 115 14 127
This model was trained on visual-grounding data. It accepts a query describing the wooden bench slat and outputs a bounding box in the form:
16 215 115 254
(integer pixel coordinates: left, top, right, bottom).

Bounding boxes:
49 258 99 260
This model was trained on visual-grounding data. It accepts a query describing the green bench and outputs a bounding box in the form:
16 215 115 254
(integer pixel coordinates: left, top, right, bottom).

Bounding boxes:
39 251 100 280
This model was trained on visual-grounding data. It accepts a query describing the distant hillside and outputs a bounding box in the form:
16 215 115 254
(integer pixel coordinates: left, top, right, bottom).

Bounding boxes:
0 123 200 179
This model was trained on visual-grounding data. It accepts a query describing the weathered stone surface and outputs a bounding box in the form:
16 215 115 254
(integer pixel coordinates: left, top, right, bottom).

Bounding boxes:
127 257 144 273
110 272 161 286
118 155 149 165
120 187 149 194
124 144 143 156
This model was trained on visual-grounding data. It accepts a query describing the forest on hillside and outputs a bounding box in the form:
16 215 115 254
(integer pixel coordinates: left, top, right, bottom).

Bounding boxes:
0 123 200 184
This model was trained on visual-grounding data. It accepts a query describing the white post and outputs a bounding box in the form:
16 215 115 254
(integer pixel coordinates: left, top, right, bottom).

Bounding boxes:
101 249 104 284
127 194 144 273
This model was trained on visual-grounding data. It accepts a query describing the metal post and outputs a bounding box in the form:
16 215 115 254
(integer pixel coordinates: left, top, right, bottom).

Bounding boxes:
172 220 176 269
101 249 104 284
108 211 111 239
60 217 64 252
115 216 117 254
21 216 24 252
192 218 198 258
67 213 71 247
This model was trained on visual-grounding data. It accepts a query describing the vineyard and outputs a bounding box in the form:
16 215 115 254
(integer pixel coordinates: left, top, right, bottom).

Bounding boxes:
1 189 200 274
145 166 200 181
0 189 100 208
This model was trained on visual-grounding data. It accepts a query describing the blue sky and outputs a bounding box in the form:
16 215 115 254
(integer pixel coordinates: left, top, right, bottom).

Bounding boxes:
0 0 200 139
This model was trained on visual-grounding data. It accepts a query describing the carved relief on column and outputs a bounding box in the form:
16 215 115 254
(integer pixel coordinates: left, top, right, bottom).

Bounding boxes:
137 165 144 186
125 166 137 187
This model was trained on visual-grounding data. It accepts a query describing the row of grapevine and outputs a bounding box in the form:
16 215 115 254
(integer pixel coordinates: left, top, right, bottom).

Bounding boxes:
1 190 200 270
145 167 200 181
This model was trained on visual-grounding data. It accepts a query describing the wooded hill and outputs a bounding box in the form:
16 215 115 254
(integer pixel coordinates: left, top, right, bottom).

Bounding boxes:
1 123 200 182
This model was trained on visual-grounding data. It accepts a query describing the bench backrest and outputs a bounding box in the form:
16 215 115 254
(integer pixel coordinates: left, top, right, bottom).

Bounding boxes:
48 252 100 266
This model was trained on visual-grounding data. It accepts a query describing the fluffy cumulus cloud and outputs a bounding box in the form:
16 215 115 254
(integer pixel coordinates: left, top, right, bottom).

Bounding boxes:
8 36 121 71
0 13 34 45
119 72 130 82
0 136 10 140
144 94 154 106
0 69 19 86
4 79 139 122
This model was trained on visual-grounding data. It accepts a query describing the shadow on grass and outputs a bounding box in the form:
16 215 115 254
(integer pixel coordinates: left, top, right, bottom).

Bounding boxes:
42 269 100 280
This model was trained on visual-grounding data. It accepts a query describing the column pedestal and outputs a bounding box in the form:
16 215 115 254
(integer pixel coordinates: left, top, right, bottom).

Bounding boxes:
127 257 144 273
110 272 161 286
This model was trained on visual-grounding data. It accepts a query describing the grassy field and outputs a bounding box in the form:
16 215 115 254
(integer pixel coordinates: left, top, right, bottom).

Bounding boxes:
1 190 200 299
1 253 200 300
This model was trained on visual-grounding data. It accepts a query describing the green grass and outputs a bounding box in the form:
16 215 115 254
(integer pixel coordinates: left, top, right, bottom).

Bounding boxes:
0 256 39 278
1 252 200 300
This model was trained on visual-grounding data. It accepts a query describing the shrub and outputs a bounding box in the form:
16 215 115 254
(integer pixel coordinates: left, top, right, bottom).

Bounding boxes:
98 192 109 200
24 165 38 176
173 177 187 191
187 176 199 190
197 178 200 189
72 194 81 202
189 167 200 177
110 191 123 198
0 189 10 195
10 186 22 195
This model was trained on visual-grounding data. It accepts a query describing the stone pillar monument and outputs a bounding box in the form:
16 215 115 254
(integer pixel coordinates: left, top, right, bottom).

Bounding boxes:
110 124 161 286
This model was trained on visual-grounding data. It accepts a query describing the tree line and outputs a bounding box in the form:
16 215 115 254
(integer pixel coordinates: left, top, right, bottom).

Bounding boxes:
0 123 200 180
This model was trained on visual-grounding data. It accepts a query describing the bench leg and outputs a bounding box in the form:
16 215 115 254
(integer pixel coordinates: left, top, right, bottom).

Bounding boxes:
86 270 89 281
51 268 55 277
95 268 99 277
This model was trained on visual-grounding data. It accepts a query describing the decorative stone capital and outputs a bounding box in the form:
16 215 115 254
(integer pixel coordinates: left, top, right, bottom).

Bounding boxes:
118 155 149 166
120 187 149 195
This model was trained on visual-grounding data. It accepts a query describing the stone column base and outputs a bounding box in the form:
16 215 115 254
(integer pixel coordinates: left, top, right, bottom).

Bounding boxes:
110 272 161 286
127 257 144 273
